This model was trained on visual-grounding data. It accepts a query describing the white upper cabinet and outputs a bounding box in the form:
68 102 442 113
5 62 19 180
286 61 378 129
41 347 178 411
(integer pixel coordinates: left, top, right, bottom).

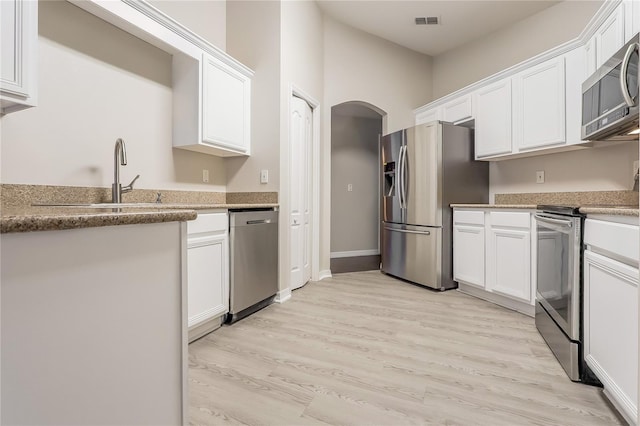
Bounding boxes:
565 48 587 145
415 106 441 125
172 52 253 157
513 56 566 151
596 3 625 68
624 0 640 43
201 53 251 154
585 36 597 78
474 79 512 158
0 0 37 114
442 94 473 124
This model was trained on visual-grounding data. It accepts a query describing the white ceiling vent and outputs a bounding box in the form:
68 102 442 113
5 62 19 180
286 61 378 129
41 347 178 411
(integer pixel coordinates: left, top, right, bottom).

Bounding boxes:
415 16 439 25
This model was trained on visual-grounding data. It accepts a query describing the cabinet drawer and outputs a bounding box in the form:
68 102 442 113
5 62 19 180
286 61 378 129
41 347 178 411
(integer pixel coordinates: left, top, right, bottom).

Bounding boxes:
188 212 228 235
490 211 530 228
585 219 639 263
454 209 485 226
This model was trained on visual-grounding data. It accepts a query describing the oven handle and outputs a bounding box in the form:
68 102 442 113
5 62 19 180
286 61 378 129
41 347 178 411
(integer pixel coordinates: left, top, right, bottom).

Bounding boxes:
534 214 573 228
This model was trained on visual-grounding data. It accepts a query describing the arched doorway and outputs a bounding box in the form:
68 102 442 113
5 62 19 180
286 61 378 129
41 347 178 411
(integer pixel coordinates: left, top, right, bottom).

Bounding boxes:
330 101 385 273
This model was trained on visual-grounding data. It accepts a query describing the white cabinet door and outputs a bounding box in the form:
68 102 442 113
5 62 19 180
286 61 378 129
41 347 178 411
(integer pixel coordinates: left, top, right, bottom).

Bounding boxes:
0 0 37 114
486 212 531 303
596 4 625 68
415 107 441 125
442 94 473 124
513 56 566 151
453 224 485 288
186 212 229 329
474 79 512 158
564 48 587 145
624 0 639 44
585 36 597 78
187 233 228 327
584 249 638 423
202 53 251 154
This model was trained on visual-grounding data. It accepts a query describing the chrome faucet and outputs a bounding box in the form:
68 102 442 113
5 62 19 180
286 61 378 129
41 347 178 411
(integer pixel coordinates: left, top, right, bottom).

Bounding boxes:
112 138 140 203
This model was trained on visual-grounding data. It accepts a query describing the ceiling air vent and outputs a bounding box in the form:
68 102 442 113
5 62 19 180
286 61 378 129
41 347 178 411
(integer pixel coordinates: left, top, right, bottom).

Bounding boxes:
415 16 439 25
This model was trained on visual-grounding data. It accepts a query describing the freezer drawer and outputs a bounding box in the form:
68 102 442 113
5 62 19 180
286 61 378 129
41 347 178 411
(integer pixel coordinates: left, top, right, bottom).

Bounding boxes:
381 223 442 289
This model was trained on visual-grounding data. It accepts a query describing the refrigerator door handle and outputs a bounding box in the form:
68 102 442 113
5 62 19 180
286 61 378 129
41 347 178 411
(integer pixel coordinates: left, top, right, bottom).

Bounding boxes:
384 226 431 236
401 144 408 210
398 145 406 209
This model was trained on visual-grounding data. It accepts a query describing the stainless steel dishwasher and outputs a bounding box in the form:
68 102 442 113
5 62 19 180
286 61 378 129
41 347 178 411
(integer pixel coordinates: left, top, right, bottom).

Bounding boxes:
226 209 279 324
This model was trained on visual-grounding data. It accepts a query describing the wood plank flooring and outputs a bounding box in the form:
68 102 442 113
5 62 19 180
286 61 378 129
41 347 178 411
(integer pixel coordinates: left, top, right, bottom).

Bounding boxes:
189 271 623 425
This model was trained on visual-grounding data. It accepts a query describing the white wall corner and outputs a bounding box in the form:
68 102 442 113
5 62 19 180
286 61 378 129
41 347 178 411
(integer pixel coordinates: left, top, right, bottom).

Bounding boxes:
275 288 292 303
318 270 333 281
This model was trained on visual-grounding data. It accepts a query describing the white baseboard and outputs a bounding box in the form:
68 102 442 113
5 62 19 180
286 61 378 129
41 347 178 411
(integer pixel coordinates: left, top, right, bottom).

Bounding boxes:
318 270 332 281
330 249 379 259
274 288 291 303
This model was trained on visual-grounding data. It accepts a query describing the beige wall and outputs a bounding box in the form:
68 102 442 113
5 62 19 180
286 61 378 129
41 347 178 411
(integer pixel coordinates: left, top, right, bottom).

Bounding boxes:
432 0 603 99
490 143 639 200
330 113 381 254
225 1 282 193
1 0 226 191
321 16 433 272
279 1 325 286
148 0 226 50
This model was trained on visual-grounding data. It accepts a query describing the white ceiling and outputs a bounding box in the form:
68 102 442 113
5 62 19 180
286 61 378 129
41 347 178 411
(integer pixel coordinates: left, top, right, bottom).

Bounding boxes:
316 1 560 56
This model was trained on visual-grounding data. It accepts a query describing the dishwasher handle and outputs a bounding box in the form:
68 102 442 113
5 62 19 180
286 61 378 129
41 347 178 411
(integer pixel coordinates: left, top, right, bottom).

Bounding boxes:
247 219 271 225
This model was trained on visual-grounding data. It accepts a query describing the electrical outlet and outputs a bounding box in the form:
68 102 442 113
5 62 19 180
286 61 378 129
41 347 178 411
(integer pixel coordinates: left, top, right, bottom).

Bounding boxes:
202 169 209 183
347 184 353 192
260 169 268 184
536 171 545 184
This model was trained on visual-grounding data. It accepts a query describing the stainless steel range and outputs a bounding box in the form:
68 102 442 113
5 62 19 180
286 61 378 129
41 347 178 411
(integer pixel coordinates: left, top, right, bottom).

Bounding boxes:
534 205 597 383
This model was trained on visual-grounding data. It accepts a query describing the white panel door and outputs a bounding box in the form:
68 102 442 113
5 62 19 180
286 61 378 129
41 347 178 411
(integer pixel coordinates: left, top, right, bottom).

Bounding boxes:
474 79 512 158
201 53 251 153
453 224 485 288
290 96 313 290
513 56 566 151
596 4 625 68
187 233 228 327
624 0 640 43
585 36 597 78
564 48 587 145
584 250 638 422
487 227 531 302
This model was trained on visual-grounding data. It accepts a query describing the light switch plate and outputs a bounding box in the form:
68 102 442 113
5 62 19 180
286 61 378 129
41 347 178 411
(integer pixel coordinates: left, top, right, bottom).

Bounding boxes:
536 171 545 184
347 184 353 192
260 169 268 184
202 169 209 183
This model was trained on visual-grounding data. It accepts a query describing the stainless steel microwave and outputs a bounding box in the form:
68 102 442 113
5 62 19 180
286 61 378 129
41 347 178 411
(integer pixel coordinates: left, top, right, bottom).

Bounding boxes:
582 36 639 141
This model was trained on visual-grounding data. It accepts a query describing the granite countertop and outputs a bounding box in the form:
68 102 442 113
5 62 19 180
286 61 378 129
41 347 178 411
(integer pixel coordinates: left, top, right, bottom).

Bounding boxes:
450 204 537 209
1 203 279 234
578 206 639 217
451 204 639 217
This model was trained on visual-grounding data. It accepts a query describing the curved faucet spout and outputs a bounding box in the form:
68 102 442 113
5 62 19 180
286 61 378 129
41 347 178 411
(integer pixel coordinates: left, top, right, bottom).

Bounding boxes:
112 138 128 203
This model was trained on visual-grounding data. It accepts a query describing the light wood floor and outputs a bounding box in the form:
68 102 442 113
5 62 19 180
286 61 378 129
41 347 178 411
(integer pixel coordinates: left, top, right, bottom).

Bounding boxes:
189 271 623 425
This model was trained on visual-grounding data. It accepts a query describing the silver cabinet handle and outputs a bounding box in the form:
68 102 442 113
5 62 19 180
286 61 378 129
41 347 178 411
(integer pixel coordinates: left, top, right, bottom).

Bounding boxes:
534 214 573 228
248 219 271 225
384 226 431 235
620 42 638 107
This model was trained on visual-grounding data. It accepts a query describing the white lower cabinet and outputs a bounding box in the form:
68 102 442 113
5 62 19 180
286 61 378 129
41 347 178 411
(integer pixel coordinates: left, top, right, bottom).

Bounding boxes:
187 211 229 341
453 208 535 316
584 218 639 424
453 210 485 288
486 212 531 303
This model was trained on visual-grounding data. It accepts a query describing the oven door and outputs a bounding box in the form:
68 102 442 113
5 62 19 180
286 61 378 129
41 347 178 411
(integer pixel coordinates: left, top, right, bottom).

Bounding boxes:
535 213 581 341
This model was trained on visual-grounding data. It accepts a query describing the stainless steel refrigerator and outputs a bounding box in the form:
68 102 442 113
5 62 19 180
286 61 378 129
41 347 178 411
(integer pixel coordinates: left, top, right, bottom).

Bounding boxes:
381 121 489 290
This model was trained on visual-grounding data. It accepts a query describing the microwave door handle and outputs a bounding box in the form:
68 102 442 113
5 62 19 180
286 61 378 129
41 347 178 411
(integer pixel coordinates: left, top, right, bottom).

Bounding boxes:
620 42 639 107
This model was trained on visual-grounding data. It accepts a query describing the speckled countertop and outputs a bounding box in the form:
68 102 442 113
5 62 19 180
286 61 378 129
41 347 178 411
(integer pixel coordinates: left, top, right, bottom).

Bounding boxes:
578 206 639 217
451 190 639 217
450 204 537 209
